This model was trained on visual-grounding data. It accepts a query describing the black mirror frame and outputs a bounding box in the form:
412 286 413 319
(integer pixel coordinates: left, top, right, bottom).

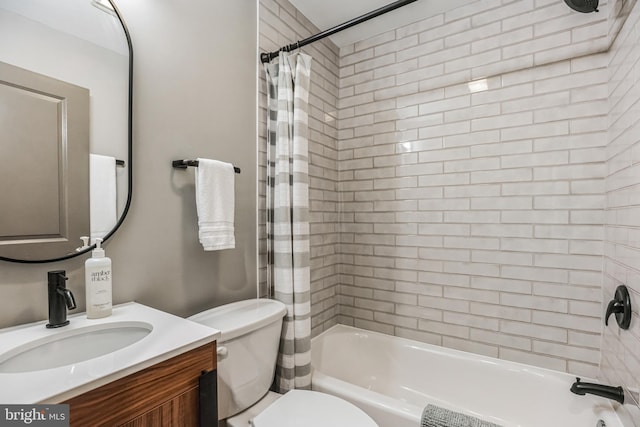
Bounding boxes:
0 0 133 264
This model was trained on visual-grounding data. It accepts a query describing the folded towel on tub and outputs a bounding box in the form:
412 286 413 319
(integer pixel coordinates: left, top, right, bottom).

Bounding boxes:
421 404 502 427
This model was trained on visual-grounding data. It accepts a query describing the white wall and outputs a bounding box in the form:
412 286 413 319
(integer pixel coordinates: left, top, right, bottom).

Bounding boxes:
336 1 609 377
604 0 640 423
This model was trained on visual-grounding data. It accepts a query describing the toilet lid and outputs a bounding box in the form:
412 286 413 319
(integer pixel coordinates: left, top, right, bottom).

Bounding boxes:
251 390 378 427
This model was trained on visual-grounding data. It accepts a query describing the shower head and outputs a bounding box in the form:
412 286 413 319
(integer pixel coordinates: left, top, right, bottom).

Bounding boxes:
564 0 599 13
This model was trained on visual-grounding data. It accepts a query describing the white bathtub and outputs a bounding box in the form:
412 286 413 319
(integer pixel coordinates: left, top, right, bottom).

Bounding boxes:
311 325 623 427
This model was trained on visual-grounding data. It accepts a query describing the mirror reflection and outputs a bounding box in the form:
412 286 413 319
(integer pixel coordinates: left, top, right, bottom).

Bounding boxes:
0 0 131 262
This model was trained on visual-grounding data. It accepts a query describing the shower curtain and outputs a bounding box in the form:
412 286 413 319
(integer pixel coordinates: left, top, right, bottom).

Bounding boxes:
264 51 313 392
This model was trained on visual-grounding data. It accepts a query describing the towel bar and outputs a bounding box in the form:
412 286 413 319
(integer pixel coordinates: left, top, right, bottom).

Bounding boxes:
172 159 240 174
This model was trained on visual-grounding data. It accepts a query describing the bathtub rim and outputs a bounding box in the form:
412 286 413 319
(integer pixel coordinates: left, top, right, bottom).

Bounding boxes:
311 323 601 384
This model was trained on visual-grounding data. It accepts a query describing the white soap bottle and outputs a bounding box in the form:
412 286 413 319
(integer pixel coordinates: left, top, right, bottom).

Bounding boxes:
85 238 113 319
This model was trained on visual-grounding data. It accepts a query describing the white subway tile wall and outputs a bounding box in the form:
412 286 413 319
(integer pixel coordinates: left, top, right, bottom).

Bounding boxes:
260 0 640 418
604 0 640 424
336 0 615 377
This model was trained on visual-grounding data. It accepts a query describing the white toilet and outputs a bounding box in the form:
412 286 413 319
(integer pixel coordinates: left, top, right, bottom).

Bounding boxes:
188 299 377 427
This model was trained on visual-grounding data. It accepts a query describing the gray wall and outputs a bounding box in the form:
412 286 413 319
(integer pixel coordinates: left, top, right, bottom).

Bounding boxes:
0 0 258 329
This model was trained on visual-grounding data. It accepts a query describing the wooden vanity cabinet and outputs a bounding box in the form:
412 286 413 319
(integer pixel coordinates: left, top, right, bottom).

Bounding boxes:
65 341 217 427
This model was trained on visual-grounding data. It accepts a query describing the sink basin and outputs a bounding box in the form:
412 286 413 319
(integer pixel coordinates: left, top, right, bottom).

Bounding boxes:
0 302 219 404
0 321 152 373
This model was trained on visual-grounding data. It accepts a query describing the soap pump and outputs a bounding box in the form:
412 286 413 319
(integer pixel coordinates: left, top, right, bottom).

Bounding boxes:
85 238 112 319
76 236 90 252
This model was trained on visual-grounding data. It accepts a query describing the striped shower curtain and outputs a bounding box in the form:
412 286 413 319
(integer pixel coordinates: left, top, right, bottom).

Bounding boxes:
264 51 312 393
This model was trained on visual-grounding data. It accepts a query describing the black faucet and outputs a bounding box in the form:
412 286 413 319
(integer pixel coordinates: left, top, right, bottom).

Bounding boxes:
570 377 624 404
46 270 77 328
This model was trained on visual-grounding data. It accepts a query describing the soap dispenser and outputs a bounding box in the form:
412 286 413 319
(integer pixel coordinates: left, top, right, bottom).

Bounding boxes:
85 238 112 319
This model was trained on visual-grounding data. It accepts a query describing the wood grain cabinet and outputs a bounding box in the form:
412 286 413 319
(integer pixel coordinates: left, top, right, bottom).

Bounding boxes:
65 342 217 427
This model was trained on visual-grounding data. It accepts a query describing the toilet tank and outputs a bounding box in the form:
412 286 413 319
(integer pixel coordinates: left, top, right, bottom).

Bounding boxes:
188 299 286 420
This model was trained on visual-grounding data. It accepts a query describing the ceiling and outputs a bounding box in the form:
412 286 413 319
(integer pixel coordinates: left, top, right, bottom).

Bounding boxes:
288 0 478 47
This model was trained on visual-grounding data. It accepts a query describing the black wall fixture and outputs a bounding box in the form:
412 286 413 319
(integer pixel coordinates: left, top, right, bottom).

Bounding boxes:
605 285 632 330
564 0 599 13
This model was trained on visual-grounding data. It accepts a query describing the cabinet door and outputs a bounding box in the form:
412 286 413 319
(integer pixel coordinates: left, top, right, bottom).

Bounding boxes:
66 342 216 427
118 387 199 427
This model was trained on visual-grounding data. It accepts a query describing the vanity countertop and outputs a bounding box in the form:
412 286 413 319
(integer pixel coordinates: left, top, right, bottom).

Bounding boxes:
0 302 220 403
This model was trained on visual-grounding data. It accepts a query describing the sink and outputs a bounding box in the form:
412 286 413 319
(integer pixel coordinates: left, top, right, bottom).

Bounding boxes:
0 302 219 404
0 321 152 373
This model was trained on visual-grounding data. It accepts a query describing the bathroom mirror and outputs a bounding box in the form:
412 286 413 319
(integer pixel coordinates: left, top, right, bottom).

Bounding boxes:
0 0 132 263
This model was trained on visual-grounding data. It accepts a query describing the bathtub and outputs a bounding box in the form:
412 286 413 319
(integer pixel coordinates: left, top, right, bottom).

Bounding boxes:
311 325 623 427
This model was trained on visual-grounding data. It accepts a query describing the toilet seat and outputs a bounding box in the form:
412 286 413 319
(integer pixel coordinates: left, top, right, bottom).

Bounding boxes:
251 390 378 427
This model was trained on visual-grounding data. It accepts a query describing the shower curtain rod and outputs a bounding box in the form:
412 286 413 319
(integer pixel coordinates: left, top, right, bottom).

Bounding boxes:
260 0 419 63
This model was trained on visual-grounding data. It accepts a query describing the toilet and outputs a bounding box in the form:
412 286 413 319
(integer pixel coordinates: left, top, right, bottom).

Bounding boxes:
188 299 377 427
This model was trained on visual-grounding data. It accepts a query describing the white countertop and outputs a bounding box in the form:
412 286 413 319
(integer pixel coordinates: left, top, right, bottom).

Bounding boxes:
0 302 220 403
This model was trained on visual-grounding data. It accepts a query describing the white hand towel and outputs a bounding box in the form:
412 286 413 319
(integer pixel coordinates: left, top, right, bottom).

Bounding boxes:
90 154 117 243
195 158 236 250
